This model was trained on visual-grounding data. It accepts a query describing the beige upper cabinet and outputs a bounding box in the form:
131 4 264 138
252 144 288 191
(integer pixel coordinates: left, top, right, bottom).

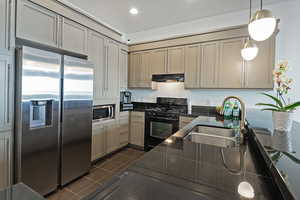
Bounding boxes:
103 40 120 99
200 42 219 88
0 54 13 131
128 52 141 88
218 38 244 88
140 51 152 88
167 46 185 74
150 49 167 75
16 0 59 48
184 44 201 88
61 18 88 55
88 30 106 104
119 49 128 90
0 0 10 51
244 36 276 89
128 51 152 88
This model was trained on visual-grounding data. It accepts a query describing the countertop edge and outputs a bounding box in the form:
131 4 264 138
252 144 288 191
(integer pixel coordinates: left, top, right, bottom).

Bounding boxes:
249 127 296 200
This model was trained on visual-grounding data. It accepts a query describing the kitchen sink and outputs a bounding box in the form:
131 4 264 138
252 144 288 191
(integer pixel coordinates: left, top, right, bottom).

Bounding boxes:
184 125 240 148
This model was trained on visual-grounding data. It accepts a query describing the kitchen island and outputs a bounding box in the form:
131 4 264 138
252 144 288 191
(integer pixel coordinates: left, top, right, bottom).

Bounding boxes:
83 112 287 200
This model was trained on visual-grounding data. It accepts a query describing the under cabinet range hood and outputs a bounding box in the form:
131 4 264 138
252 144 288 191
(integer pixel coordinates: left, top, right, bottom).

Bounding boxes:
152 73 184 82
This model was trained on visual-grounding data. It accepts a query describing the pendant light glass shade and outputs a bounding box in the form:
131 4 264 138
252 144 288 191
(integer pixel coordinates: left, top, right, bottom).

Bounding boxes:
241 39 258 61
248 9 276 41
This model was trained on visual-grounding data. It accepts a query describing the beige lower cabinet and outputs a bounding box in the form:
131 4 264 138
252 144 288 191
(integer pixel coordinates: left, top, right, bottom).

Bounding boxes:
106 120 120 154
244 36 276 89
92 122 107 161
119 112 129 148
218 38 244 88
179 116 196 129
0 131 12 190
129 111 145 147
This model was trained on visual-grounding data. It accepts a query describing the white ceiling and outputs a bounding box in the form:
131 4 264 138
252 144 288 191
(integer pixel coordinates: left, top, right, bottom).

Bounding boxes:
65 0 284 34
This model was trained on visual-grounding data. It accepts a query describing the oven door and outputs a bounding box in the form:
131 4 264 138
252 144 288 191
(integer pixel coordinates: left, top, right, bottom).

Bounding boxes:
145 116 179 150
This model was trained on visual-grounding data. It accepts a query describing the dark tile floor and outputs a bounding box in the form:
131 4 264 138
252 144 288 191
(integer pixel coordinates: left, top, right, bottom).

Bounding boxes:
47 148 145 200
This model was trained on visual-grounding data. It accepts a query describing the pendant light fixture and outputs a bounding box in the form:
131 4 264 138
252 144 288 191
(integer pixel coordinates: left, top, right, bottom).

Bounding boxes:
248 0 276 41
241 0 258 61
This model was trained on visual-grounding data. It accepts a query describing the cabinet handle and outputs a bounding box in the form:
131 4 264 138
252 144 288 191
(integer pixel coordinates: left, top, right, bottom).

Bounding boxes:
6 138 10 186
106 45 109 90
6 64 11 125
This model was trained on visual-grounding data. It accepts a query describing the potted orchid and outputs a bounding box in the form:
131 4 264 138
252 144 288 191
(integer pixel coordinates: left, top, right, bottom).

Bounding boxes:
256 61 300 131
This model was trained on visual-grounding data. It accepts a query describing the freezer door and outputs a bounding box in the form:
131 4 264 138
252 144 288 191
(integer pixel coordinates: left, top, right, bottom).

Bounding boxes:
15 46 61 195
61 56 93 185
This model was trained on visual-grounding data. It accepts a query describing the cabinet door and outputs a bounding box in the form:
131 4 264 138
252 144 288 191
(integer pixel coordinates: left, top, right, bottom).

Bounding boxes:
244 36 275 89
61 18 88 55
92 123 106 161
119 50 128 90
150 49 167 75
167 46 185 74
218 38 244 88
129 112 145 147
106 121 119 154
0 55 12 131
128 52 141 88
104 40 119 99
88 31 106 104
0 132 11 189
140 51 152 88
200 42 219 88
0 0 9 51
16 0 59 47
184 44 200 88
119 112 129 148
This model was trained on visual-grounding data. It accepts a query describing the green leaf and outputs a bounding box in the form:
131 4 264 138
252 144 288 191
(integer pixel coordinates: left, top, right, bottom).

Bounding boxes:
261 108 281 112
256 103 281 109
283 101 300 111
282 152 300 164
261 93 284 108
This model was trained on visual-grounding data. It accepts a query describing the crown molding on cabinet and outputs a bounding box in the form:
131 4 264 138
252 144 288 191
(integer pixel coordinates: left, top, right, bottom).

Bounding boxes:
27 0 123 42
129 22 279 52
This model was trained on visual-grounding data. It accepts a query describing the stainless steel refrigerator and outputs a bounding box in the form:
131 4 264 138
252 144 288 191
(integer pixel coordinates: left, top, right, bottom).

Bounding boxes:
14 46 93 195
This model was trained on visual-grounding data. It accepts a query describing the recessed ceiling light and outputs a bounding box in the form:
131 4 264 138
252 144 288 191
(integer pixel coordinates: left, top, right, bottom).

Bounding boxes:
129 8 138 15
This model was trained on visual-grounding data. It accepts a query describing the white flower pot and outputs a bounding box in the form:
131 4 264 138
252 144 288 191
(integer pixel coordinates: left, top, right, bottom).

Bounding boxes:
272 111 294 131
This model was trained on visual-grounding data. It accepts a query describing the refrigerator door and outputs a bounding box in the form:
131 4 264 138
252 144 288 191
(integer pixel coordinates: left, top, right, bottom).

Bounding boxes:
15 46 61 195
61 56 93 185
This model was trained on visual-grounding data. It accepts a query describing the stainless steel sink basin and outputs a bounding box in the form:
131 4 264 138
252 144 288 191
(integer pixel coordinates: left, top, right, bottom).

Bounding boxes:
184 125 240 148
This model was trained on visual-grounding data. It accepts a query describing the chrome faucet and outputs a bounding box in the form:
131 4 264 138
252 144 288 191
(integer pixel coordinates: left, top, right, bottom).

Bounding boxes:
221 96 246 132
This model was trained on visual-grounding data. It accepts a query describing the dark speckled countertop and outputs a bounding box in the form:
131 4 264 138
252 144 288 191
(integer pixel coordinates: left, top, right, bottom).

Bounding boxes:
85 112 285 200
246 109 300 200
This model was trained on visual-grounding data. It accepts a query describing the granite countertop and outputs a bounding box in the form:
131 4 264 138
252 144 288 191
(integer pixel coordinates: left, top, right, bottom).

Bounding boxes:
246 109 300 200
0 183 45 200
85 113 284 200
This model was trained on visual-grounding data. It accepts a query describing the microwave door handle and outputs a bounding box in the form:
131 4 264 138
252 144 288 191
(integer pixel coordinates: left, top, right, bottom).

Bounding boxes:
108 107 112 119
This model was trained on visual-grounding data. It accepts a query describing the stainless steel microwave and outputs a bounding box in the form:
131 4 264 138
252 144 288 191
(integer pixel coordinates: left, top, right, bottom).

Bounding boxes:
93 105 115 122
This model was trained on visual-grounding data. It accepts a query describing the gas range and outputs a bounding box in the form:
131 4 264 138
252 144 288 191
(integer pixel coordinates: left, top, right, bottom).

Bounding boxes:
144 97 188 151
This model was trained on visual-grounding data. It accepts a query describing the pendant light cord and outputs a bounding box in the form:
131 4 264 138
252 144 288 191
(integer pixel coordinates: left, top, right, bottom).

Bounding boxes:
260 0 263 10
249 0 252 21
